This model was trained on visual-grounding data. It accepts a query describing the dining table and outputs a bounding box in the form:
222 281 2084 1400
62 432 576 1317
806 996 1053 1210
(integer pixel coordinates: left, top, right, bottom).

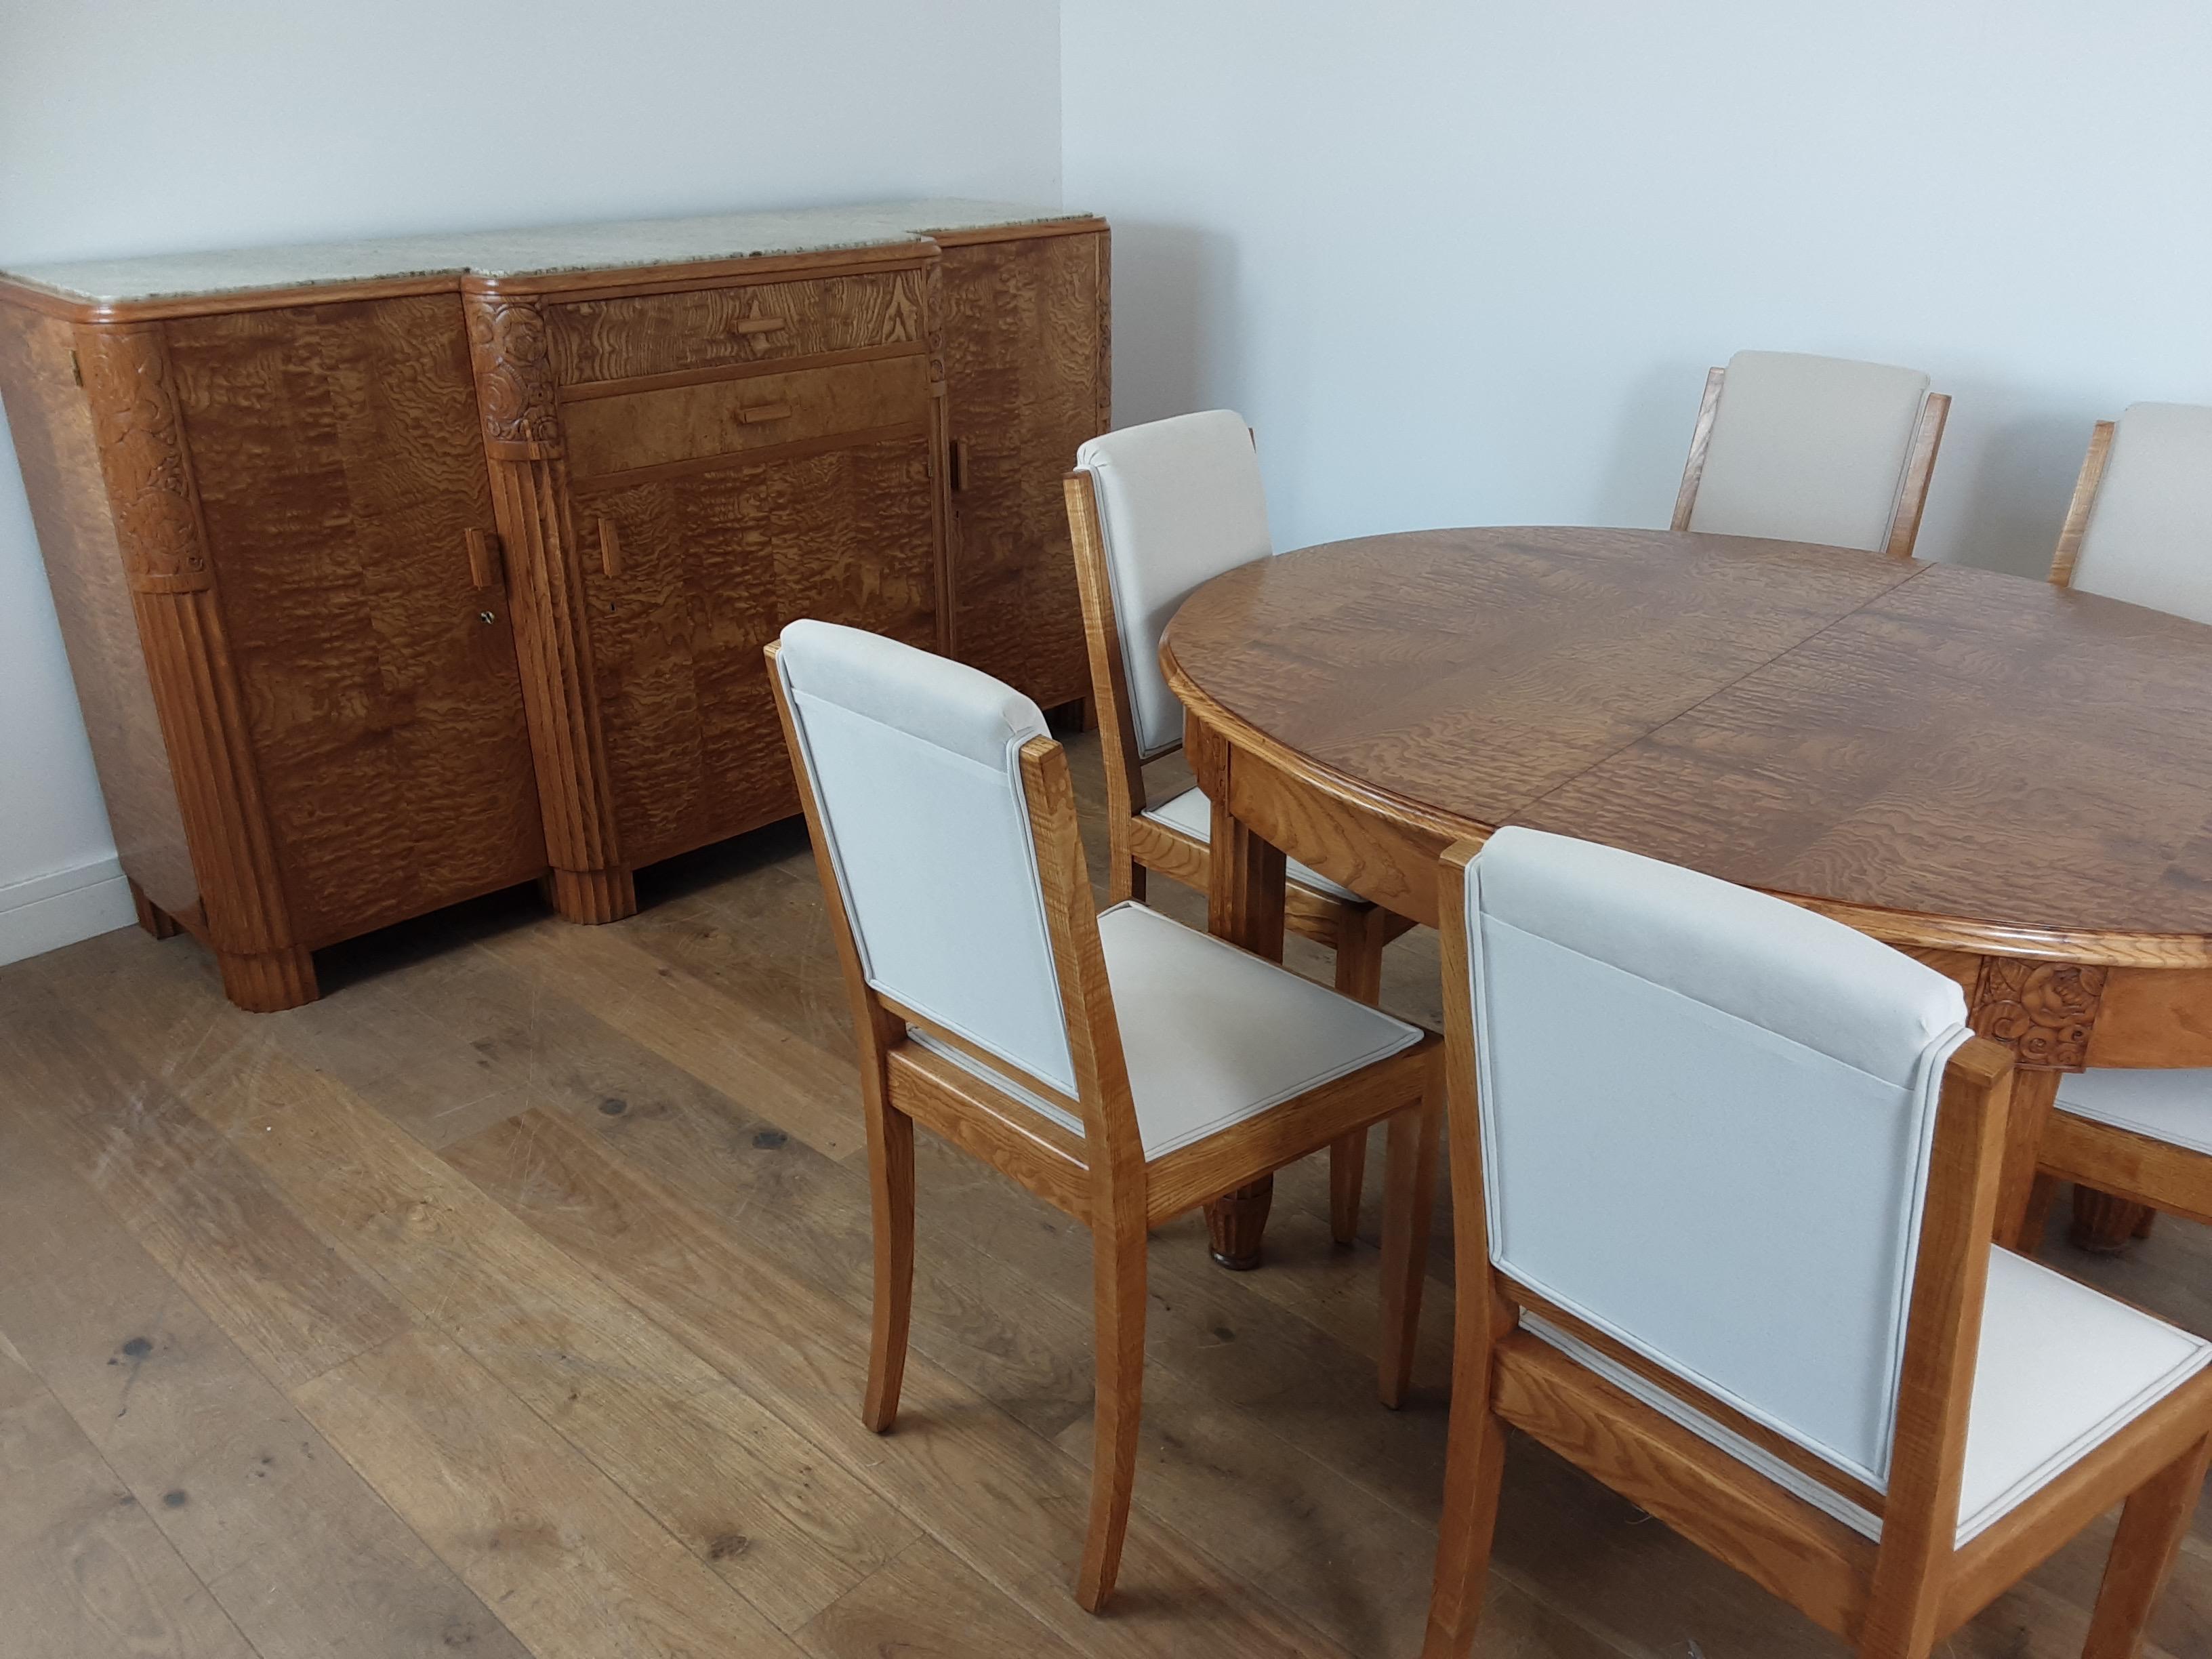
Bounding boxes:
1161 526 2212 1267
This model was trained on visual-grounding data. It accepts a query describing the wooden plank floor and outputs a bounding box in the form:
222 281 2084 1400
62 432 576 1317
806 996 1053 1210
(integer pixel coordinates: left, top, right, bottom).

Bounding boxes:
2 730 2207 1659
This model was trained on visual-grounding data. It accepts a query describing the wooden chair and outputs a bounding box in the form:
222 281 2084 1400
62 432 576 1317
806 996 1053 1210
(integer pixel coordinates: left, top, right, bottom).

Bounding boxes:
1064 409 1416 1258
1674 350 1950 557
765 619 1442 1612
2026 403 2212 1247
1422 827 2212 1659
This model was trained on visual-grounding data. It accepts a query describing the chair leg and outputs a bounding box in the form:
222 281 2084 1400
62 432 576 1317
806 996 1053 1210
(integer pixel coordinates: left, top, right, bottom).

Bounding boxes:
1116 857 1145 907
1419 1389 1510 1657
1329 904 1389 1244
2079 1433 2212 1659
1378 1098 1441 1408
1077 1225 1149 1612
862 1100 916 1433
1994 1069 2058 1252
1329 1132 1370 1246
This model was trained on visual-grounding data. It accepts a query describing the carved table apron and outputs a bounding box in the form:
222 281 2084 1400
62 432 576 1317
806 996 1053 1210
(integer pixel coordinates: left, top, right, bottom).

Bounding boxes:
1160 527 2212 1265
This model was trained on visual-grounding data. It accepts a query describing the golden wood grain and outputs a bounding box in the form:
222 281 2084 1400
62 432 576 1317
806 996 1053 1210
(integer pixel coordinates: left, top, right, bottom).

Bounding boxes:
548 266 928 385
941 232 1109 708
0 222 1105 1008
1165 527 2212 965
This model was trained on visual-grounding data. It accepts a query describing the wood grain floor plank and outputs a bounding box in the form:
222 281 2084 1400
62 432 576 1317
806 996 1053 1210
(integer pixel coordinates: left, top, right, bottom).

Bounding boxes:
445 1105 1362 1659
795 1537 1084 1659
69 926 529 1151
619 820 859 1061
0 1001 409 1391
207 1048 914 1633
480 913 865 1160
0 1335 257 1659
404 938 1096 1441
0 1077 532 1659
292 1326 810 1659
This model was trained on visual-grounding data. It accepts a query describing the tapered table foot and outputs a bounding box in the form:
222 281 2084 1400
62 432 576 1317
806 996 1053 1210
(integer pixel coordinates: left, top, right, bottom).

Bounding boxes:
1207 1179 1275 1270
2070 1185 2156 1253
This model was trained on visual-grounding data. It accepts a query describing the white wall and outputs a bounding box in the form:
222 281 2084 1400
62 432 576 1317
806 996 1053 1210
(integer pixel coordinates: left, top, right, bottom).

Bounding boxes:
1063 1 2212 567
0 0 1061 963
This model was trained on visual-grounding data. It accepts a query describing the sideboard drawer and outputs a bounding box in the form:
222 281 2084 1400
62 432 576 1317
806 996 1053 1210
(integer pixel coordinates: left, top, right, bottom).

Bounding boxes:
563 354 933 488
548 267 927 385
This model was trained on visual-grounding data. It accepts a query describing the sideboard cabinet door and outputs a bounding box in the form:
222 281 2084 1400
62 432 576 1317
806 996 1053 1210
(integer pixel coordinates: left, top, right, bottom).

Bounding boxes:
941 229 1111 709
165 294 546 945
577 432 941 869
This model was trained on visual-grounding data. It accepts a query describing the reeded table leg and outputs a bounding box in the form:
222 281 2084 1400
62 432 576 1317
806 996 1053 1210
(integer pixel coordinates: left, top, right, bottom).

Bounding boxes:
2071 1185 2156 1252
1204 791 1287 1270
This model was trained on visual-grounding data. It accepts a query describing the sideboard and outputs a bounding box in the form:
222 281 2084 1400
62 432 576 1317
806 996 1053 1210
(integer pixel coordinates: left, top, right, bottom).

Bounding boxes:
0 201 1109 1009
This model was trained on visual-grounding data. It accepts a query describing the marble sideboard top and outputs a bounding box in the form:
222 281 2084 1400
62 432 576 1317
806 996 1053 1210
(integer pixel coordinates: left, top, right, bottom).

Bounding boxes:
0 199 1092 307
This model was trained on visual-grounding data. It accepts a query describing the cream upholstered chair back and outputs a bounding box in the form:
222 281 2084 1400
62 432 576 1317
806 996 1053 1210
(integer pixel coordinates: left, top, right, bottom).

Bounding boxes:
1460 827 1971 1491
1073 410 1273 758
774 619 1078 1095
2060 402 2212 626
1683 350 1936 554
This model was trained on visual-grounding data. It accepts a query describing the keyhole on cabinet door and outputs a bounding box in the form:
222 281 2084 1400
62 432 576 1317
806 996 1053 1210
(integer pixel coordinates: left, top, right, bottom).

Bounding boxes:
478 611 497 626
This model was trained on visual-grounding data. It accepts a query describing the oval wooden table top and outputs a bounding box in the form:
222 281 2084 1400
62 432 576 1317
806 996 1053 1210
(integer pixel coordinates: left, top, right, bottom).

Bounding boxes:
1161 526 2212 968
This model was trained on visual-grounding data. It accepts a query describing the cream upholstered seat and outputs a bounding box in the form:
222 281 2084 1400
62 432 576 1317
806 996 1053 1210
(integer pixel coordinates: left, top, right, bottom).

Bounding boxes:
1529 1248 2210 1548
2028 403 2212 1244
768 619 1441 1614
2055 1068 2212 1160
1139 785 1362 904
916 901 1418 1157
1065 409 1416 1253
1421 827 2212 1659
1674 350 1948 556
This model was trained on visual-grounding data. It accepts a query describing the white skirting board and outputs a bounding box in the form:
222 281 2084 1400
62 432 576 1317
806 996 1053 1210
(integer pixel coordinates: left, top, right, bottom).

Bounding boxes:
0 856 136 968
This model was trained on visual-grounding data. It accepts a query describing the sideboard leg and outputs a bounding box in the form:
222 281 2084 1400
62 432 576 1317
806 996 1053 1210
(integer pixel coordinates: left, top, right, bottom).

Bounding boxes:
128 878 182 941
544 866 638 925
218 944 319 1012
2070 1185 2156 1253
468 294 632 938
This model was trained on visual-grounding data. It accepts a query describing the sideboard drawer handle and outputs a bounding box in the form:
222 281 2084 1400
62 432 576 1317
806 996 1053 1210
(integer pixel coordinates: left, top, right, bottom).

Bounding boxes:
731 316 786 336
465 528 504 589
738 403 794 425
598 518 623 579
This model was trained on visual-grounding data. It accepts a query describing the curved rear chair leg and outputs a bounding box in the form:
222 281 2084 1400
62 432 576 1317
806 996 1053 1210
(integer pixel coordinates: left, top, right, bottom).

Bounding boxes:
1077 1227 1149 1612
863 1101 916 1433
1420 1324 1511 1657
2080 1433 2212 1659
1330 904 1389 1244
1378 1093 1441 1408
1329 1134 1370 1245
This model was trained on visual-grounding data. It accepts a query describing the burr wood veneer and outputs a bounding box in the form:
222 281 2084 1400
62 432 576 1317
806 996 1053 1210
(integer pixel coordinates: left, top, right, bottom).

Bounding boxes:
1164 527 2212 1267
0 203 1109 1008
